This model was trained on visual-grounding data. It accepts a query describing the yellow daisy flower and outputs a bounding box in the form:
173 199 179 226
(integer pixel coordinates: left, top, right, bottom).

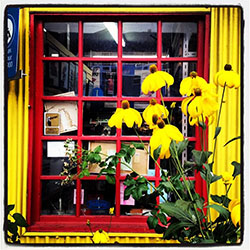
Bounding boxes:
228 199 241 227
92 229 110 244
221 171 234 185
150 118 184 159
179 71 209 96
214 64 240 88
141 64 174 95
180 72 218 126
108 100 142 129
109 207 114 215
142 99 169 129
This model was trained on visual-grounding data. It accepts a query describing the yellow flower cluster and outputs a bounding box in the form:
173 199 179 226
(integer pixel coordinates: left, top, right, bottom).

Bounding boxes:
92 229 110 244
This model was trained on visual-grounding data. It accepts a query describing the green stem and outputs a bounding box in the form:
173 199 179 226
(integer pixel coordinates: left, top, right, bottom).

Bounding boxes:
211 82 227 168
134 128 182 201
160 91 170 124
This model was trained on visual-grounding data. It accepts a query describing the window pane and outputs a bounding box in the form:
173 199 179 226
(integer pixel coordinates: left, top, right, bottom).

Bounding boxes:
122 101 152 136
43 22 78 57
42 141 77 175
44 101 78 135
81 180 115 215
123 22 157 57
44 61 78 96
41 180 76 215
120 181 156 216
122 63 156 97
83 62 117 96
83 22 118 57
162 22 197 58
82 101 116 135
161 62 197 97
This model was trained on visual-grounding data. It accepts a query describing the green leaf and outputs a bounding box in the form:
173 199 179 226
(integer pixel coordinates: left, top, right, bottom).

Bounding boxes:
128 147 136 157
93 145 102 154
192 150 212 167
137 184 148 198
199 121 207 130
132 142 145 150
93 154 101 163
231 161 240 178
214 127 221 139
7 205 15 214
206 204 229 220
210 195 231 208
81 161 88 169
13 213 29 227
211 174 222 183
158 213 168 225
210 195 222 203
200 239 216 244
224 136 241 147
97 168 108 178
123 177 136 186
124 185 135 200
137 176 147 183
106 175 116 185
106 167 116 175
159 202 195 224
153 145 161 160
176 139 189 156
7 220 18 235
116 149 127 158
147 216 158 229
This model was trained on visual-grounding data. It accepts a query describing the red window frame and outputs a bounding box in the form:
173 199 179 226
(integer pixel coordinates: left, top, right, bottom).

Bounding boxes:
27 12 210 233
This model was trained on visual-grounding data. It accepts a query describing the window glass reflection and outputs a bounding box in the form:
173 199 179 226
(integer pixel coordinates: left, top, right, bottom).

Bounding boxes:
41 180 76 215
83 22 118 57
162 22 197 58
122 63 156 97
161 62 197 97
123 22 157 57
83 62 117 96
44 61 78 96
44 22 78 57
82 101 116 136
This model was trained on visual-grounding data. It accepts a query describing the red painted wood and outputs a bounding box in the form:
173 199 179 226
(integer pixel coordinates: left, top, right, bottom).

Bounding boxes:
29 14 209 232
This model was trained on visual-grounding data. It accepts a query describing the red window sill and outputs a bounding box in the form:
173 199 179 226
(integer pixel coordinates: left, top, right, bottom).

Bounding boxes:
27 215 155 233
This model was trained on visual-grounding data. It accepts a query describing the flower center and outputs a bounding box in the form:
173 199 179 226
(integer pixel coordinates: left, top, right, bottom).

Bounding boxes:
152 114 159 125
156 118 165 128
194 88 202 96
149 64 158 73
149 98 157 105
224 64 232 71
190 71 198 78
121 100 130 109
99 229 103 233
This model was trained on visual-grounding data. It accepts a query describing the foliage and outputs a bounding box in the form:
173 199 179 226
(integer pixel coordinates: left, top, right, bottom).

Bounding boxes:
6 204 29 243
61 65 241 244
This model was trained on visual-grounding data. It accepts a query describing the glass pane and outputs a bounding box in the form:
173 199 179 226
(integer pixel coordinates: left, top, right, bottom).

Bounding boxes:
81 180 115 215
43 22 78 57
44 101 78 135
120 181 156 216
44 61 78 96
41 180 76 215
162 22 197 58
120 141 151 176
83 62 117 96
87 141 116 175
163 101 195 137
83 22 118 57
161 62 197 97
122 63 156 97
123 22 157 57
122 101 152 136
42 140 77 175
82 101 116 135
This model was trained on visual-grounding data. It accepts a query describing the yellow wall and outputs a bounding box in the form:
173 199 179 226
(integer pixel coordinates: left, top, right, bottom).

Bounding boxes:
6 6 241 244
209 7 241 213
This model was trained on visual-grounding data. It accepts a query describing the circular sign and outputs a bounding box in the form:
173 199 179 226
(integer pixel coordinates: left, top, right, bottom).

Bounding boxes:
7 14 15 46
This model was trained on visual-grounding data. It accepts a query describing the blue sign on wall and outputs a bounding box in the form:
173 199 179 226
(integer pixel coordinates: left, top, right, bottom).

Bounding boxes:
7 7 20 79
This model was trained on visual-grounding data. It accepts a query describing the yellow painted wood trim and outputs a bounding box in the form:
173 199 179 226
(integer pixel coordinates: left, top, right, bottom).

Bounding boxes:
28 7 211 13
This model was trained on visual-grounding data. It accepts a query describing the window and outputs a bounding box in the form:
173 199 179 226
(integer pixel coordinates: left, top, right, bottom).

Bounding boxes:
28 14 209 232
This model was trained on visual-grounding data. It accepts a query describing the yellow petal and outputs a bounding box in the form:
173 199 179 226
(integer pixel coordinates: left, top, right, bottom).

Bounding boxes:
164 125 184 142
180 77 192 96
108 109 124 128
124 108 142 128
231 204 241 227
188 96 203 118
228 199 240 212
157 71 174 87
181 96 193 116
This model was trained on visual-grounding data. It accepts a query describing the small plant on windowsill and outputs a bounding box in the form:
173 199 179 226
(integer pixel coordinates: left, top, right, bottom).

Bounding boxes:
61 64 241 244
6 204 29 244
